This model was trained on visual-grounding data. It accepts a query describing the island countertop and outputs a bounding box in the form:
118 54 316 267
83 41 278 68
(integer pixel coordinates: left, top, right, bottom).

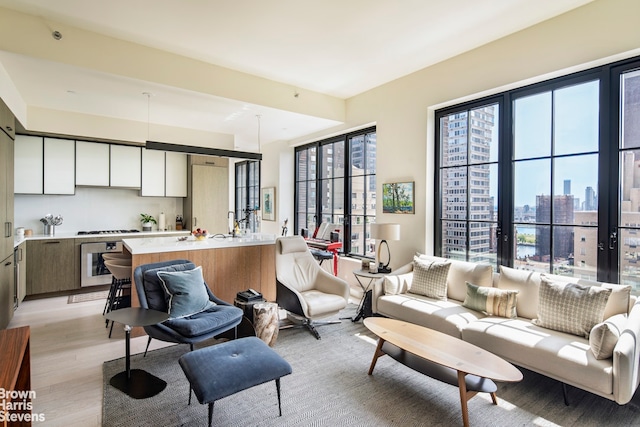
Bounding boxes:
123 233 277 255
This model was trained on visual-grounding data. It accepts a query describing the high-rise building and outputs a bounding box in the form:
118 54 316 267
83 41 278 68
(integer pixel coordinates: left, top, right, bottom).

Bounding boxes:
564 179 571 195
535 194 575 259
585 186 597 211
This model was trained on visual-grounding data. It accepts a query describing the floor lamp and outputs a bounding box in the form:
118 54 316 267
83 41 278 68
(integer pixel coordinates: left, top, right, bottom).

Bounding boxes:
370 223 400 273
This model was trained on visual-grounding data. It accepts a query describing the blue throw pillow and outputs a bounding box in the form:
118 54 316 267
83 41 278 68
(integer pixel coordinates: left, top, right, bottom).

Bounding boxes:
157 266 216 319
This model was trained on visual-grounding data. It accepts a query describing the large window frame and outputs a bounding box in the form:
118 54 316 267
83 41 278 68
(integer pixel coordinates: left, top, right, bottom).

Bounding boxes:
435 54 640 293
294 127 376 257
234 160 260 232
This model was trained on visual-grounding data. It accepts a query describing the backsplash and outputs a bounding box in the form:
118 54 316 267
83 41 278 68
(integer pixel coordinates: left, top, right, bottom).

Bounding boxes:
14 187 183 235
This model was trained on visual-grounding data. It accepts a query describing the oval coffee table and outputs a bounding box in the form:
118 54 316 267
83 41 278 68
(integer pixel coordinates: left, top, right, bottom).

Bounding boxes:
364 317 522 427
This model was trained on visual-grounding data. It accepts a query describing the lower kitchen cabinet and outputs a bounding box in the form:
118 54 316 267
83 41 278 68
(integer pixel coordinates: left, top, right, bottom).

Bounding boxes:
26 239 76 295
0 254 14 329
15 242 26 305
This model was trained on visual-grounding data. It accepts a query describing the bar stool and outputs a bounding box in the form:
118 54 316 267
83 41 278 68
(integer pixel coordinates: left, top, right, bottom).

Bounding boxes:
104 258 132 338
102 253 132 316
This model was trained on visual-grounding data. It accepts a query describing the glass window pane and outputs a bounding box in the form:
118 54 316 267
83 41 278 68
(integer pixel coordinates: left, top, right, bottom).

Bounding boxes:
620 150 640 217
554 80 599 155
441 220 467 260
469 222 497 267
572 225 598 280
621 69 640 149
514 159 551 221
469 104 499 164
620 228 640 293
553 154 597 224
440 111 468 167
365 132 376 175
513 92 552 160
514 224 550 274
351 176 364 214
441 167 467 220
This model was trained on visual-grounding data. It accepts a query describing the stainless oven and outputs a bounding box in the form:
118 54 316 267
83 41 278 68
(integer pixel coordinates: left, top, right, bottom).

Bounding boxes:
80 241 123 287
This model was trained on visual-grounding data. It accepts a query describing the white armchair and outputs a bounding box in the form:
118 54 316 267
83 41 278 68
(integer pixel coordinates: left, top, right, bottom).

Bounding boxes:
275 236 350 339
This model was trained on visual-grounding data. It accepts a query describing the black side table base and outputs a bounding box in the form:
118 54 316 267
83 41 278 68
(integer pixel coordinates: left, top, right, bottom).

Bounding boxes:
110 369 167 399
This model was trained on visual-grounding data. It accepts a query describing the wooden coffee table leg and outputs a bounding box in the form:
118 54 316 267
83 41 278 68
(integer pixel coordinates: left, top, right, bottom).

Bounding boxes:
457 371 470 427
491 392 498 405
368 338 386 375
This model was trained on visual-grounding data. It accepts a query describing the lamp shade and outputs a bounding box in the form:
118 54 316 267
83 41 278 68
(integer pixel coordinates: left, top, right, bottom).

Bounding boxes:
370 223 400 241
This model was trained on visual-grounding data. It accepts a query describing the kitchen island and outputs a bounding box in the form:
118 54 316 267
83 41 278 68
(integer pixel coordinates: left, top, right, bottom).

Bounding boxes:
123 233 277 306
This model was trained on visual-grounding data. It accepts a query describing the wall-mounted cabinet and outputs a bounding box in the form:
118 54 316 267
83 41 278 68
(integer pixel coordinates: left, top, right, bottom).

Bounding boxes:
141 149 187 197
76 141 110 186
0 125 14 261
44 138 75 195
110 145 141 188
14 135 43 194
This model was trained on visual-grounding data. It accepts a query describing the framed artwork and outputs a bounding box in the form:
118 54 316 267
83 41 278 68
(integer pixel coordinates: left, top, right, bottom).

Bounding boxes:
262 187 276 221
382 181 415 214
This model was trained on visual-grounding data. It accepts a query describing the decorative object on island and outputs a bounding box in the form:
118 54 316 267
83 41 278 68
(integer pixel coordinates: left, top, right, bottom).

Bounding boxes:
176 215 184 230
382 181 415 214
262 187 275 221
192 228 208 240
140 213 157 231
370 223 401 273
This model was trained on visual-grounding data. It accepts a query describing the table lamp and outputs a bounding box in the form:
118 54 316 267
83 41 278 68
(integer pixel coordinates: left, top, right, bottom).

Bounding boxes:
370 223 400 273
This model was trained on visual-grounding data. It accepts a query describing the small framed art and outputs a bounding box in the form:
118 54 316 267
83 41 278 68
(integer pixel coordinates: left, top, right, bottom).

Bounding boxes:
382 181 415 214
262 187 276 221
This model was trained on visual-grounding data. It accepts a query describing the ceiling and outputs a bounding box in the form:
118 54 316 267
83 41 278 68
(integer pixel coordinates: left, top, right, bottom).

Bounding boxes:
0 0 593 150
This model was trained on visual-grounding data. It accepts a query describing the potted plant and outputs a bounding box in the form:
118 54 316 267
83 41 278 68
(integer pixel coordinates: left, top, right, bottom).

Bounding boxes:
140 213 157 231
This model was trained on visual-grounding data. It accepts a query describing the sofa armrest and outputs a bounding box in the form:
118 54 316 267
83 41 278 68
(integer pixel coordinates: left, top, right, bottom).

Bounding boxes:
613 299 640 404
371 262 414 313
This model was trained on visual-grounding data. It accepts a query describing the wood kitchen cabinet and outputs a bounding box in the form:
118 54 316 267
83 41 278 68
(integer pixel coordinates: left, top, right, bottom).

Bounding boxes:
76 141 110 186
26 239 76 295
0 254 15 329
0 97 15 139
110 145 141 188
0 107 14 261
184 156 229 234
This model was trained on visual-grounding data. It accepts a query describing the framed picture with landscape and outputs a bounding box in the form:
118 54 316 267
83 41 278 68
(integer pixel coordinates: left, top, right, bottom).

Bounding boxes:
382 181 415 214
262 187 276 221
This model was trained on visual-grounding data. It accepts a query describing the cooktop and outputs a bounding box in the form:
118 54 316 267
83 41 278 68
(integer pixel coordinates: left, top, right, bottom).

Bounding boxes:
77 229 141 235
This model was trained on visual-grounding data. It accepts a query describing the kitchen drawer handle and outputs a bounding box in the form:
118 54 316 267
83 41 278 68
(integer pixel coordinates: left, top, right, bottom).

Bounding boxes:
4 261 12 267
45 241 61 244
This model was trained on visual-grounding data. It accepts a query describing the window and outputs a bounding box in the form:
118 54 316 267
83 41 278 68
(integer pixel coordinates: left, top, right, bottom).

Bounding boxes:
295 127 376 256
234 161 260 232
436 55 640 294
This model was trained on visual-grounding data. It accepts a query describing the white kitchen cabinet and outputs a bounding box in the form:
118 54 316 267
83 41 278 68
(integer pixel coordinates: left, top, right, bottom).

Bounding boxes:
44 138 75 194
165 152 187 197
110 145 141 188
76 141 110 186
14 135 43 194
141 148 165 196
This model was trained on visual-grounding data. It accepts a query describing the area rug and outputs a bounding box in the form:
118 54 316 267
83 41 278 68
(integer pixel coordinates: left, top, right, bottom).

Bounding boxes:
103 308 640 427
67 290 109 304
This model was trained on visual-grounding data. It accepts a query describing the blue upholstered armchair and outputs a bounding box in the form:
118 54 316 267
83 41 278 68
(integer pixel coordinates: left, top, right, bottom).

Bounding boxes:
133 259 243 355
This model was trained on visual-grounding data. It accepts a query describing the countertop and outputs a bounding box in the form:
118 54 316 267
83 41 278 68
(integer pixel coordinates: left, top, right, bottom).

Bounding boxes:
13 230 190 249
123 233 277 255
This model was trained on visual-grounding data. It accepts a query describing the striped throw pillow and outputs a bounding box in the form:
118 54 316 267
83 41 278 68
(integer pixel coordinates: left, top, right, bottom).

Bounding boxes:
462 282 518 318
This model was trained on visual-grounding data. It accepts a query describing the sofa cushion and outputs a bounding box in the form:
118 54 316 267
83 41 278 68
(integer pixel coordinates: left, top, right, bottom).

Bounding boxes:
589 314 627 360
461 317 614 396
383 272 413 295
417 254 493 302
462 282 518 318
157 266 216 319
497 266 541 320
411 257 450 300
377 292 485 337
532 276 612 338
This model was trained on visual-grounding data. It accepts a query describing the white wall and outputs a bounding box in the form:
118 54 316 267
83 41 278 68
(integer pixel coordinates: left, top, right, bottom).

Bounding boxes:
14 187 183 235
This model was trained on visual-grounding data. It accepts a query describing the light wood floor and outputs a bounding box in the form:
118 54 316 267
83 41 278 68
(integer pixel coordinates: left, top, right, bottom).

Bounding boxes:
8 295 174 427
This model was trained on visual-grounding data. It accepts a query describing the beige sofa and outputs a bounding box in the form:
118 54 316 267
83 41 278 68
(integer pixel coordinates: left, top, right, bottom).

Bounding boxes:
371 255 640 405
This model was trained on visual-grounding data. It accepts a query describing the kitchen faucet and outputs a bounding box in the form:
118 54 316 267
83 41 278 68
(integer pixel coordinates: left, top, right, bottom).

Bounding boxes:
228 211 236 237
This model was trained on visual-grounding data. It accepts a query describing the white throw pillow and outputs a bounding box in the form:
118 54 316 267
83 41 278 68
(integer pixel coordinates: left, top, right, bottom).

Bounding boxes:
410 256 451 300
589 314 627 360
383 272 413 295
533 276 612 338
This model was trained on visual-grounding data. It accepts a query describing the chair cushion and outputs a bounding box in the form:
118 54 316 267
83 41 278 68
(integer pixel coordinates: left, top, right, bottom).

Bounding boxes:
164 304 243 338
142 262 197 312
280 236 309 254
532 276 612 338
462 282 518 318
157 266 216 319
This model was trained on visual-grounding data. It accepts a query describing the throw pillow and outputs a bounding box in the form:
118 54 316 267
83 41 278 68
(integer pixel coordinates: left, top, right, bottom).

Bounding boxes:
383 272 413 295
410 256 451 300
589 314 627 360
157 266 216 319
532 276 612 338
462 282 519 318
415 254 492 302
497 266 542 320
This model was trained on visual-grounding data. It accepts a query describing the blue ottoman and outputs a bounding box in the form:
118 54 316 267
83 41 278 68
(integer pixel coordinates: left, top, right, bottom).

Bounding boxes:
178 336 292 426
